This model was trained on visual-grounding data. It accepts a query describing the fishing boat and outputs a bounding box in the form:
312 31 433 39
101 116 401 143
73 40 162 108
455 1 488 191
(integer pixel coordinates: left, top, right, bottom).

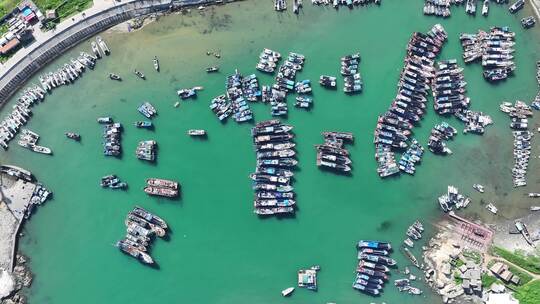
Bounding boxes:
531 206 540 211
31 145 52 155
96 36 110 55
153 56 160 72
404 238 414 248
473 184 484 193
146 178 179 190
65 132 81 141
115 240 154 264
357 240 392 251
206 66 219 73
134 70 145 79
91 41 101 58
481 0 489 16
528 193 540 198
486 202 498 214
188 129 206 136
281 287 294 297
144 186 178 198
109 73 121 81
133 206 168 229
97 117 112 124
134 121 153 129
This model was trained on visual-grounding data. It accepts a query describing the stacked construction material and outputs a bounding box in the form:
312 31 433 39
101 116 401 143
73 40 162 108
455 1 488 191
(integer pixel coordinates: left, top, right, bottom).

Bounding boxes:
136 140 157 162
460 27 515 82
341 53 363 94
428 122 456 155
512 130 532 187
115 206 168 266
102 122 122 157
423 0 451 17
353 240 393 296
144 178 180 198
251 120 297 216
316 132 353 173
433 59 469 115
438 185 470 212
398 139 424 175
455 109 493 134
374 24 447 178
256 48 281 74
269 52 306 116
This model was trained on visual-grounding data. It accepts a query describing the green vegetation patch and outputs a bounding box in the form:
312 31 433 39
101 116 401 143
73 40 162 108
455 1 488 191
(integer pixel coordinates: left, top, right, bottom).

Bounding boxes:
492 247 540 275
35 0 92 23
508 264 533 286
0 0 19 16
463 249 482 264
481 273 498 288
515 280 540 304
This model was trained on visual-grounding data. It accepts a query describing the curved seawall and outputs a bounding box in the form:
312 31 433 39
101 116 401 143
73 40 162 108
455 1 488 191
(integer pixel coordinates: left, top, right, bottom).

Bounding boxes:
0 0 225 107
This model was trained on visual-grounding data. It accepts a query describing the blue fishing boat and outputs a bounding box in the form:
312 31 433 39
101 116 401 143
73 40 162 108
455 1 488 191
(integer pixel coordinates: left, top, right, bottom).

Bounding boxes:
357 240 392 251
134 121 153 129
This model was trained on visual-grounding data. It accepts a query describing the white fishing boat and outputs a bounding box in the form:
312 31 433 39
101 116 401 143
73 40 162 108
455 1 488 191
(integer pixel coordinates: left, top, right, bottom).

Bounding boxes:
153 56 159 72
281 287 294 297
530 206 540 211
473 184 485 193
188 129 206 136
486 203 498 214
32 145 52 155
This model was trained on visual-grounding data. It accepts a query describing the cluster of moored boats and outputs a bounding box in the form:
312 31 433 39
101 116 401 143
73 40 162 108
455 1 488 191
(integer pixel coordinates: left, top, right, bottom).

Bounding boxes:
1 38 110 149
500 100 533 130
374 24 447 178
398 138 423 175
101 174 127 190
456 109 493 134
17 129 52 155
256 48 280 74
521 16 536 29
341 53 363 94
512 130 532 187
433 59 469 115
315 132 353 173
294 80 313 109
311 0 380 8
297 266 319 291
210 70 259 122
136 140 157 162
319 75 337 89
353 240 394 296
144 178 179 198
394 276 422 295
403 220 424 249
423 0 451 17
138 102 157 119
99 118 122 157
250 120 297 216
438 185 470 212
428 122 456 155
460 27 515 82
115 206 168 265
270 52 306 116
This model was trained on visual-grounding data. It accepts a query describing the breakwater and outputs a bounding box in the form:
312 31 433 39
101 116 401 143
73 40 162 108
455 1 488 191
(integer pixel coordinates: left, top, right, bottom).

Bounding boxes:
0 0 233 108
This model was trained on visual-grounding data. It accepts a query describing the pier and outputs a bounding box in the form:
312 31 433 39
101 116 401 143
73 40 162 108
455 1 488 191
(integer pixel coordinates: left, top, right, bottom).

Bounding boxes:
0 0 234 108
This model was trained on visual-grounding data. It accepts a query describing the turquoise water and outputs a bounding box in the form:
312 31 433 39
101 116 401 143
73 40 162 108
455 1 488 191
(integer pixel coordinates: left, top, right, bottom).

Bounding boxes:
1 1 540 303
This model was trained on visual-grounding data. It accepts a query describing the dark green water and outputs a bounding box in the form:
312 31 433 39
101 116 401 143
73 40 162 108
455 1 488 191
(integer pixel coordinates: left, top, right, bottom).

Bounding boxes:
1 1 540 303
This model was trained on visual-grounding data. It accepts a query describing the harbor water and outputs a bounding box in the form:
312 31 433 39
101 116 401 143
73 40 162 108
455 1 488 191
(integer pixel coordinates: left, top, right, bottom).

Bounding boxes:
1 1 540 303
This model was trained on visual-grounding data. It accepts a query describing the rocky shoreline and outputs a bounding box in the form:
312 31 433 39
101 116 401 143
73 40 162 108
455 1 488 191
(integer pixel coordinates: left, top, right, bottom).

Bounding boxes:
1 254 32 304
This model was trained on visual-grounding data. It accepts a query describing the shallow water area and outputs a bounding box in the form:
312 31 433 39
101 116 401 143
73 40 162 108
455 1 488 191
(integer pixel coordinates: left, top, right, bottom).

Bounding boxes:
1 1 540 303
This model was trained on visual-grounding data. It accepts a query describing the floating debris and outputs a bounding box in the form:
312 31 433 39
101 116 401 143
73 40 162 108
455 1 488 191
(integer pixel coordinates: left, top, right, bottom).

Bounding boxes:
115 206 168 266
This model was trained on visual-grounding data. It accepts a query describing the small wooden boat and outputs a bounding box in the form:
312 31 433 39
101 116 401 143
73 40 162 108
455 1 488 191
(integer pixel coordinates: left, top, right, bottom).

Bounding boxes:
65 132 81 141
109 73 121 81
134 70 145 79
153 56 159 72
206 66 219 73
281 287 294 297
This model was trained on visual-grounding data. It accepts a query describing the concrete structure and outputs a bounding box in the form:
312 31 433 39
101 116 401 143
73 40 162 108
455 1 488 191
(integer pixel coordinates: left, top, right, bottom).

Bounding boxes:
489 261 520 284
0 0 231 107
